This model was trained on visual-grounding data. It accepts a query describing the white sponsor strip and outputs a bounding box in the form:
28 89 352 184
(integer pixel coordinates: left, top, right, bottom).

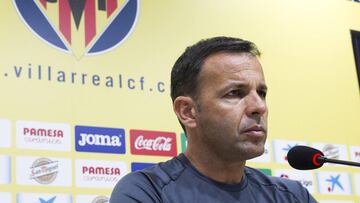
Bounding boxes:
350 146 360 163
0 155 11 184
0 119 11 148
76 159 127 188
16 156 72 186
355 173 360 196
312 143 348 167
272 140 308 163
76 195 110 203
248 141 270 163
16 120 70 151
317 171 352 195
274 169 315 194
313 143 348 159
17 192 72 203
0 192 11 203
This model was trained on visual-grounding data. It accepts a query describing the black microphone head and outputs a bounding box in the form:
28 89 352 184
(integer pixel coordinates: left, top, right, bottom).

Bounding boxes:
287 145 324 170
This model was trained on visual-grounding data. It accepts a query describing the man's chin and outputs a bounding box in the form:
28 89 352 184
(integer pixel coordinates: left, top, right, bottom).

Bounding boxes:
247 151 264 160
243 144 265 160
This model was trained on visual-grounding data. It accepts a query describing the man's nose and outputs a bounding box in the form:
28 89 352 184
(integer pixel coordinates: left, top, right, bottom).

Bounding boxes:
244 91 267 118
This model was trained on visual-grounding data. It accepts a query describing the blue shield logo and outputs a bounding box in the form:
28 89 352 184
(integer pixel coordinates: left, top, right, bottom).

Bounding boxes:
14 0 139 57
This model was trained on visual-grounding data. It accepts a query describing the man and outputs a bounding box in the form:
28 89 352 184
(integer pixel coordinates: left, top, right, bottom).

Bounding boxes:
110 36 317 202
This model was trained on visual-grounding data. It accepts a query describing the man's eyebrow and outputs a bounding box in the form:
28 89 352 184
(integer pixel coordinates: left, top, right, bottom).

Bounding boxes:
258 84 268 91
222 82 267 90
221 82 249 90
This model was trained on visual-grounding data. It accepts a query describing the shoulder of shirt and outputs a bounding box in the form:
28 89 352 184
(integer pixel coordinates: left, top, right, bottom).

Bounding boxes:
245 167 309 200
110 158 183 203
119 156 185 190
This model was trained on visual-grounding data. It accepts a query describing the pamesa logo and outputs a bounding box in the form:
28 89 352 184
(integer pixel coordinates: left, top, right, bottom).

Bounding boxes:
13 0 139 58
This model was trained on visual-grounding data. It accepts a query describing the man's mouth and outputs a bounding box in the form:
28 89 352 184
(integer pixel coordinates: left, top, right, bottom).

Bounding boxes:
241 125 266 137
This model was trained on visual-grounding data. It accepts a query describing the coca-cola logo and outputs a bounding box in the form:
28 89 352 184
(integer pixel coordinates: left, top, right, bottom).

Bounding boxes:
130 130 177 156
134 136 172 151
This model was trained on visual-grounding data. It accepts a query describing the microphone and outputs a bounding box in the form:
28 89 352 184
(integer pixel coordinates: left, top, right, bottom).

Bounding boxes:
287 145 360 170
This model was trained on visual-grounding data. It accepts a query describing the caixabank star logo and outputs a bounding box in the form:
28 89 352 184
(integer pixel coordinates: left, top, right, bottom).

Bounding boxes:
13 0 139 58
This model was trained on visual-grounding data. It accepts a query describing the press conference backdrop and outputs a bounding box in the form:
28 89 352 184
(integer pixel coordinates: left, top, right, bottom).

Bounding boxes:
0 0 360 203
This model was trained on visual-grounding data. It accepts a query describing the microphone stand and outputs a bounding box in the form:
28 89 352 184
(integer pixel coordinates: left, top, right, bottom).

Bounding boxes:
317 156 360 167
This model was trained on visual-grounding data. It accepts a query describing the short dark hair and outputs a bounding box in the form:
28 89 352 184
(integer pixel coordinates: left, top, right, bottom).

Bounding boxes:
170 36 261 132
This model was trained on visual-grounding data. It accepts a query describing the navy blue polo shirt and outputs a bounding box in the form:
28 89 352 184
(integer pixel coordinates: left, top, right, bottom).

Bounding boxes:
110 154 317 203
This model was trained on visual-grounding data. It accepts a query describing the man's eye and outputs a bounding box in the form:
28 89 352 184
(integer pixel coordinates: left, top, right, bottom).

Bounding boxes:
258 90 267 99
225 89 244 98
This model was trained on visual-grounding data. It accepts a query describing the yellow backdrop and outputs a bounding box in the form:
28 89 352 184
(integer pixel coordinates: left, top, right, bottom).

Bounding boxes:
0 0 359 202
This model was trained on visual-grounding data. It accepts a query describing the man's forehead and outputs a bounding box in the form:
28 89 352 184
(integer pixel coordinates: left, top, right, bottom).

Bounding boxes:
201 52 264 78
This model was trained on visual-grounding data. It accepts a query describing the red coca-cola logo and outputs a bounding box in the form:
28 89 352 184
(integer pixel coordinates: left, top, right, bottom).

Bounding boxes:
130 129 177 156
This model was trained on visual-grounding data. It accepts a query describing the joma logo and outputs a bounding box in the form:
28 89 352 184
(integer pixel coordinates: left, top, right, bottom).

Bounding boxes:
78 133 121 146
75 125 126 154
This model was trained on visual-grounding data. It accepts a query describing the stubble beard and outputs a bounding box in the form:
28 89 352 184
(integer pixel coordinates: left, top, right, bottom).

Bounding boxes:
198 119 267 163
194 100 266 163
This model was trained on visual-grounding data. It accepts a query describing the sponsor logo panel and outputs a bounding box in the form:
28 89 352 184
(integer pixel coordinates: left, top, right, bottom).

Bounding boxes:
272 140 308 163
76 159 127 188
350 146 360 163
355 173 360 196
17 193 72 203
317 171 352 195
76 195 110 203
75 125 125 154
312 143 348 167
248 141 270 163
0 119 11 148
130 129 177 156
181 133 187 153
0 192 11 203
131 162 156 172
274 169 315 194
16 120 70 151
0 155 11 184
16 156 72 186
257 168 272 176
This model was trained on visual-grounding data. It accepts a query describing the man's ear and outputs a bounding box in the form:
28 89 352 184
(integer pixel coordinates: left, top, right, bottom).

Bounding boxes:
173 96 197 129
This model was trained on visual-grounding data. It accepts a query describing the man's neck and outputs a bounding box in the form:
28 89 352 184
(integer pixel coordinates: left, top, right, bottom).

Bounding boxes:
184 146 246 184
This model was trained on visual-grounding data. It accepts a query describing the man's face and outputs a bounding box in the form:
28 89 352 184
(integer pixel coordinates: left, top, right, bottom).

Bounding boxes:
194 52 268 162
